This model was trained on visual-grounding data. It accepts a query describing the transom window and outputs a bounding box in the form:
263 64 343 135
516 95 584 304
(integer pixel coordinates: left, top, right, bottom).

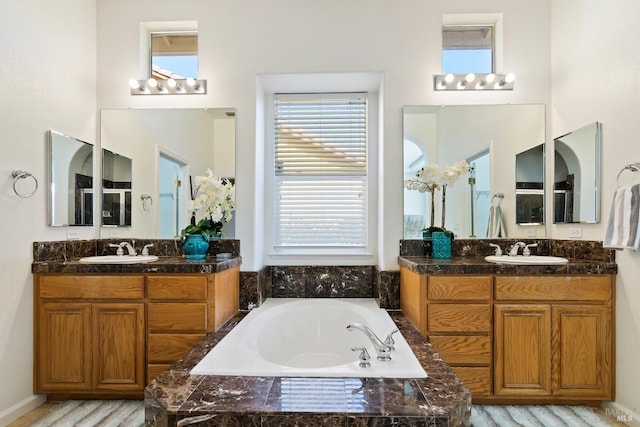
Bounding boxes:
442 25 494 74
273 93 368 249
150 32 198 79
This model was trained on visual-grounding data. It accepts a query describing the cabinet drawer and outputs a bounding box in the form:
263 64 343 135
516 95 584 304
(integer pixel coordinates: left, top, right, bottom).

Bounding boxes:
147 303 208 331
429 336 491 365
452 367 492 397
428 304 491 333
147 364 172 384
147 276 207 300
38 275 144 299
495 276 611 301
428 276 491 301
147 333 206 362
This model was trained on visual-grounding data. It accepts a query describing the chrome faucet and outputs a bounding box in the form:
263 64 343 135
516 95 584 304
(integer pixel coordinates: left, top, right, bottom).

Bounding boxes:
488 243 503 256
508 241 525 256
119 241 137 256
346 323 394 361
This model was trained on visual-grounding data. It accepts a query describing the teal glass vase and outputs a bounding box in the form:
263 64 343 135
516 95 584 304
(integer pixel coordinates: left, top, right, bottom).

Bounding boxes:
182 234 209 260
431 231 452 259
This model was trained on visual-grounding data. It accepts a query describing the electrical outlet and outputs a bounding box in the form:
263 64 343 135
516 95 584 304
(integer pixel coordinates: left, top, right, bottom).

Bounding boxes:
569 227 583 238
66 229 80 240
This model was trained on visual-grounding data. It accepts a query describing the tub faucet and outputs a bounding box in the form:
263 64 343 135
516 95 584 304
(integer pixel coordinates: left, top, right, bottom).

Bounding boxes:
508 241 525 256
120 241 137 256
346 323 394 361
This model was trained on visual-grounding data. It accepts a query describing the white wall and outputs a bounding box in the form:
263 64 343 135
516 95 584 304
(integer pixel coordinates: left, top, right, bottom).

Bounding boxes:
551 0 640 422
96 0 552 272
0 1 97 423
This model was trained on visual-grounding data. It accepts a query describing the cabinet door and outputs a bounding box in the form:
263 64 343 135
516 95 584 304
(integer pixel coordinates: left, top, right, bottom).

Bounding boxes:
213 266 240 330
494 304 551 396
36 303 92 392
552 305 612 398
92 303 145 391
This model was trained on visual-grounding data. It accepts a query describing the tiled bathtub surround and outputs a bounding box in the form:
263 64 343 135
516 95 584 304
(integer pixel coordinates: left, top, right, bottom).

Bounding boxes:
145 311 471 426
400 238 616 262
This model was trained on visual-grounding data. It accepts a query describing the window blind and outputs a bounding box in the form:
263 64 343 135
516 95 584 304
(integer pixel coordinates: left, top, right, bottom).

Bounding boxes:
274 93 367 248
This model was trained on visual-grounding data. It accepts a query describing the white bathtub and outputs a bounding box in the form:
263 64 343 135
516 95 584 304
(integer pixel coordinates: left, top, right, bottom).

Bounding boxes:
190 298 427 378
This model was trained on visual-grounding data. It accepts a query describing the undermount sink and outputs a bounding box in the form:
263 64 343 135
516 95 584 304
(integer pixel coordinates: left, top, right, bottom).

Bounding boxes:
79 255 159 264
484 255 569 265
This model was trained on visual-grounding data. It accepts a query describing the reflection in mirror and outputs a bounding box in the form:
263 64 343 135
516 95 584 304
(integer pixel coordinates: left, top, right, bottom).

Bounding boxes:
102 149 132 227
48 130 94 226
100 108 236 238
403 104 545 239
515 144 545 225
553 122 601 223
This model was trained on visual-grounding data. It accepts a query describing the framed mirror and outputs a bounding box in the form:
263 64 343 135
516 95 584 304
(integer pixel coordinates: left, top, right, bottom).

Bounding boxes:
100 108 236 238
553 122 601 223
48 130 94 226
102 149 132 227
515 144 545 225
403 104 545 239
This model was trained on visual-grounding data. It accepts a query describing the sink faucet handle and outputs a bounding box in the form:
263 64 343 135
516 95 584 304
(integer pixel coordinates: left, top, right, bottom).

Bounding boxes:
109 243 124 256
384 329 399 349
142 244 155 256
488 243 502 256
523 242 538 256
351 346 371 368
119 241 137 256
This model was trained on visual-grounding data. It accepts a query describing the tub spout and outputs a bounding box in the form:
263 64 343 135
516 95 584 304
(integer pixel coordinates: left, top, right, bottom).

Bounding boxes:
346 322 394 361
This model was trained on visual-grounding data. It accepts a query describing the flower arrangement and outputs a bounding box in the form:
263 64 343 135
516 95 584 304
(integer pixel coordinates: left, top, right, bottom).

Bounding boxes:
181 169 235 240
404 160 469 235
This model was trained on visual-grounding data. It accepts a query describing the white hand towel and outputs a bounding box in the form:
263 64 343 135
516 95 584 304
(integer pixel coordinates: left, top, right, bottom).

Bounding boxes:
487 203 507 238
604 184 640 250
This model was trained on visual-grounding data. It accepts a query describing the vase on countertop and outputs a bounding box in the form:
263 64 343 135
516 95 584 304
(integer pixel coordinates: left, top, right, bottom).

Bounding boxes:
182 234 209 260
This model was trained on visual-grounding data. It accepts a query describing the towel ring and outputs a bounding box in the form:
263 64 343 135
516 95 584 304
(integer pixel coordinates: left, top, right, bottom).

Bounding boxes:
491 193 504 205
11 170 38 198
141 194 153 211
616 162 640 187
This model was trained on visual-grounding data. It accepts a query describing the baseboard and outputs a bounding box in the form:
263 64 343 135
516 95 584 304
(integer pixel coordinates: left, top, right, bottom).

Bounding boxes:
0 394 47 426
602 401 640 427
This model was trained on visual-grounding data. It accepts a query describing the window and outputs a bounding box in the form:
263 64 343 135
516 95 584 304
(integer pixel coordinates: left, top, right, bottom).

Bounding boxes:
442 25 494 74
150 32 198 79
273 93 368 249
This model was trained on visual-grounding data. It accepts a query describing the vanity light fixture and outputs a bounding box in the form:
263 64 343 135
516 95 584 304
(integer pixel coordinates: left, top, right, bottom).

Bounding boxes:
128 77 207 95
434 73 515 91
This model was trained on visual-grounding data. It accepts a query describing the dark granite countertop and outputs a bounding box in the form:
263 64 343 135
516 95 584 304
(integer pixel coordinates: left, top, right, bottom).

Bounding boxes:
145 310 471 426
398 256 617 275
31 256 242 274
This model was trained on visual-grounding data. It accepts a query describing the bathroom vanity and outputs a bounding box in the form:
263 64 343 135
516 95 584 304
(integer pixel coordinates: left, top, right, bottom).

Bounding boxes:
32 240 240 399
398 239 616 405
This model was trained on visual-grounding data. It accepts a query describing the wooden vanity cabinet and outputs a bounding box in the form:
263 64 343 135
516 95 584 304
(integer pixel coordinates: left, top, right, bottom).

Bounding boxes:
34 275 145 395
400 270 493 397
145 266 240 384
494 275 613 400
400 269 615 403
34 265 240 397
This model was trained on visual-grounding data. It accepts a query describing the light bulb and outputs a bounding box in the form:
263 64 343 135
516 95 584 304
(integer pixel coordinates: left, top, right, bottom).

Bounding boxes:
504 73 516 83
485 74 496 83
167 78 177 88
444 74 455 84
147 78 158 88
186 77 196 87
464 73 476 83
129 79 141 89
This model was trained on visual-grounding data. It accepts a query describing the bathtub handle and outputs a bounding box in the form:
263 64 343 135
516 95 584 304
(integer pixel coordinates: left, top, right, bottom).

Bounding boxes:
384 329 399 350
351 347 371 368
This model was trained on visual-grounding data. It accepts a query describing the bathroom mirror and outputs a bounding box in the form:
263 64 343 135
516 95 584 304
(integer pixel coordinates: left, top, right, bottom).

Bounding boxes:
403 104 545 239
553 122 601 223
48 130 94 226
515 144 545 225
102 149 132 227
100 108 236 238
